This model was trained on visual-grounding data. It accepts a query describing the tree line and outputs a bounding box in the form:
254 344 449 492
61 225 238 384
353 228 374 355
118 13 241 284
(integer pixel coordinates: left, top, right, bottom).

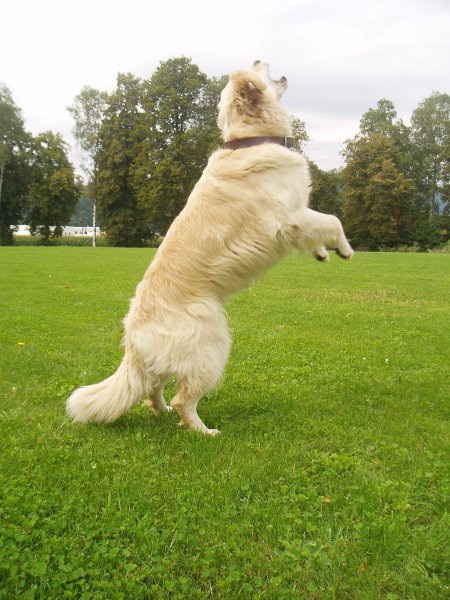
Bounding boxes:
310 96 450 250
1 57 449 249
0 87 81 244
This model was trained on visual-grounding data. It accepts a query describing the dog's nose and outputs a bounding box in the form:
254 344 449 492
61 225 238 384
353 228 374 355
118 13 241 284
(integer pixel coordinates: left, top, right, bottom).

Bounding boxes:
280 76 287 83
252 60 261 67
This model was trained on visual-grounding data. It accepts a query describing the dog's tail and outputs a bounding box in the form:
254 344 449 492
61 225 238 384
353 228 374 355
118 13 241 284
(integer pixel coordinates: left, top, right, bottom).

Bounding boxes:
66 350 147 423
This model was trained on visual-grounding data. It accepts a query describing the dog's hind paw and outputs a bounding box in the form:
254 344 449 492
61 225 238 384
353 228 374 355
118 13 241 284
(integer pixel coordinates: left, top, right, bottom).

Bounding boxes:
145 399 173 415
204 428 221 436
177 420 221 435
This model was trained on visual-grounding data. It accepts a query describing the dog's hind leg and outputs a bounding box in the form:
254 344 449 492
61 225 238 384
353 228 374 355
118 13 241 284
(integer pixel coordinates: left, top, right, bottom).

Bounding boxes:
170 321 230 435
145 377 172 415
170 358 230 435
170 374 221 435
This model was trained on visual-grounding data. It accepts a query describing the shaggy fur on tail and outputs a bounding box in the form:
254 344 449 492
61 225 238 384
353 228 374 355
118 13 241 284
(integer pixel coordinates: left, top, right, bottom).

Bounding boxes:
66 351 147 423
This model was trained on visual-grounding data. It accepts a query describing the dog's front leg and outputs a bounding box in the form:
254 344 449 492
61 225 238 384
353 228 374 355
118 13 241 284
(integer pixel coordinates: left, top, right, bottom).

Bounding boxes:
283 208 354 260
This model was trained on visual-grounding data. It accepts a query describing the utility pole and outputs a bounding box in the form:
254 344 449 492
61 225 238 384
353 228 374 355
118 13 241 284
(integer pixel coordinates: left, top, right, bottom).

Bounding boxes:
92 200 97 247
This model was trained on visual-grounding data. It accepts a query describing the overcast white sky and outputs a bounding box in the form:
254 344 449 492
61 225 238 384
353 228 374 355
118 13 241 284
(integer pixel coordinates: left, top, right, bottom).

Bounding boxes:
1 0 449 171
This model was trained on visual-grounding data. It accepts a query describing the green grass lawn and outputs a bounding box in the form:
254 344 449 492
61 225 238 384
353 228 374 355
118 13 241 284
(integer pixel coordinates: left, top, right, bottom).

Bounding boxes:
0 247 448 599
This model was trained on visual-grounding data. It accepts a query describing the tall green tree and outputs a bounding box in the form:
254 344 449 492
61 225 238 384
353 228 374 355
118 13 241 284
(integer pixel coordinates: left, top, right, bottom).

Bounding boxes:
359 98 414 176
94 73 150 246
342 133 415 249
67 86 108 245
27 132 81 241
201 75 229 147
0 85 30 244
440 140 450 240
308 161 343 218
341 99 420 249
411 93 450 208
133 58 225 233
290 115 309 154
411 92 450 244
360 99 409 141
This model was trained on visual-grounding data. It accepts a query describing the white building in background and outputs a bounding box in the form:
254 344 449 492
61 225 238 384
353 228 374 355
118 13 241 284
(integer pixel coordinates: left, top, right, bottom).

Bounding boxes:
16 225 32 236
14 225 102 236
62 226 102 236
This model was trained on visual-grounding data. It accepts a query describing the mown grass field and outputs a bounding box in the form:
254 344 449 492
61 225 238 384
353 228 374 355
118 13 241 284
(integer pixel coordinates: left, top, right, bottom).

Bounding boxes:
0 247 448 599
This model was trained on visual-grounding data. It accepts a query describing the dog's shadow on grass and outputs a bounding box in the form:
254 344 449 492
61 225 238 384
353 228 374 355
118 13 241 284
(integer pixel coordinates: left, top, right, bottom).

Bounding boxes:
98 409 179 433
85 395 299 441
73 386 321 442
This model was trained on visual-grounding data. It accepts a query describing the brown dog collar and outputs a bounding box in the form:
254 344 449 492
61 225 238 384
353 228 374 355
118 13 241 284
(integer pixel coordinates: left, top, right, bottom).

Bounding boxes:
223 136 294 150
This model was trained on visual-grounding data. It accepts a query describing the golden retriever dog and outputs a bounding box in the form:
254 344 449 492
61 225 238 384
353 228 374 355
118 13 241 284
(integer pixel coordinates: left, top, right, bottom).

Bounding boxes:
67 61 353 434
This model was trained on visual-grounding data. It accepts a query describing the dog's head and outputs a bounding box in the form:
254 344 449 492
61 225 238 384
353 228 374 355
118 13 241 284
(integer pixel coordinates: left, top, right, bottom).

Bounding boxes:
251 60 288 99
217 61 291 142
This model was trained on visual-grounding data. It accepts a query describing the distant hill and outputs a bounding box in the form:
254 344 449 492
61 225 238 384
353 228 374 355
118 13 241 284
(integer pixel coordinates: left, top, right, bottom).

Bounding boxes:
69 196 94 227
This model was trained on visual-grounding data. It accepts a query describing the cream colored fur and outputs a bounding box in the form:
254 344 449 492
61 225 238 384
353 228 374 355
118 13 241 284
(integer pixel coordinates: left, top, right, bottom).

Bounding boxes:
66 62 353 434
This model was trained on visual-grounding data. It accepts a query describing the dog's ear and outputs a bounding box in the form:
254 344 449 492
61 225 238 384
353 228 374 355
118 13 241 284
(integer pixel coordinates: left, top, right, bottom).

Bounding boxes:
239 80 262 106
231 72 266 107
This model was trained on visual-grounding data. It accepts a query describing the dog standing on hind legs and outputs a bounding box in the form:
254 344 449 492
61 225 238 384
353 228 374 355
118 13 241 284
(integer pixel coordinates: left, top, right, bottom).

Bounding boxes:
66 61 353 435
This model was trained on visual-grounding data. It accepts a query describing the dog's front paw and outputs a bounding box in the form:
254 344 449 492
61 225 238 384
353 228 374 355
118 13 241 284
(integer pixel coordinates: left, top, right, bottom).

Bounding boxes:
335 248 354 260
